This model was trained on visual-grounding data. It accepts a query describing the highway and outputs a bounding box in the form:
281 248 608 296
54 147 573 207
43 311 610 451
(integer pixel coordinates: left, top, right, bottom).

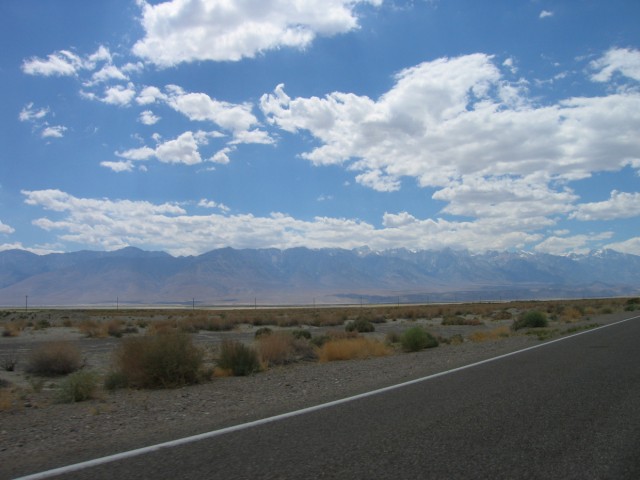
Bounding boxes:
21 316 640 479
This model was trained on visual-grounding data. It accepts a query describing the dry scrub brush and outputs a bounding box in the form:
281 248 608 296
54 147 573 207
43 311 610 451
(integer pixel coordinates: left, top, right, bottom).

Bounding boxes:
317 337 391 362
468 326 511 342
110 332 204 389
217 340 260 376
256 332 317 367
26 341 83 376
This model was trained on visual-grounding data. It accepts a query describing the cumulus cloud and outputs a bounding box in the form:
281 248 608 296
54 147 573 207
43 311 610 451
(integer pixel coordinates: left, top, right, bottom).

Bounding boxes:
590 47 640 82
136 86 166 105
155 131 202 164
261 53 640 242
570 191 640 221
0 220 15 235
165 85 264 137
539 10 553 19
88 64 128 85
100 160 135 172
22 189 551 256
101 83 137 106
604 237 640 256
139 110 161 125
534 232 613 255
22 50 84 76
106 131 228 170
21 45 115 77
132 0 383 66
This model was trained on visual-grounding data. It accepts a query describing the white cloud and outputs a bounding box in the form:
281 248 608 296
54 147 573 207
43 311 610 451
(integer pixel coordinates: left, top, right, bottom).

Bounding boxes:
0 220 15 235
604 237 640 256
198 198 230 212
136 86 166 105
570 191 640 221
210 147 233 164
165 86 261 136
22 189 550 256
133 0 383 66
590 47 640 82
86 45 113 66
89 64 128 84
19 103 49 122
41 125 68 138
539 10 553 19
22 50 84 76
139 110 161 125
155 131 202 165
382 212 417 228
116 146 156 161
534 232 613 255
100 160 135 172
101 83 137 106
112 132 212 168
261 53 640 238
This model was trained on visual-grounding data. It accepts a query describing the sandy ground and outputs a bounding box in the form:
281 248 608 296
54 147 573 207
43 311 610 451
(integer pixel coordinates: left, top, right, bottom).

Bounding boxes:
0 308 628 478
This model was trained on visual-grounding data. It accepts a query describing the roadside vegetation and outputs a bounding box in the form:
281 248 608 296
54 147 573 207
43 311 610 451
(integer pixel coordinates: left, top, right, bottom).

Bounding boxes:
0 297 633 406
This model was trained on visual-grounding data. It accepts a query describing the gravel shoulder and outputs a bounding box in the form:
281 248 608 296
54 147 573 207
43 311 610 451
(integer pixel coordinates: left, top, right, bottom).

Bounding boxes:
0 311 630 479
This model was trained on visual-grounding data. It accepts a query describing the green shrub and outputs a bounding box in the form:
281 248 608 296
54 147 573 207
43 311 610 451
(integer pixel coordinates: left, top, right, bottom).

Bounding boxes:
56 370 98 403
113 332 204 389
400 326 438 352
217 340 260 376
513 310 548 330
26 341 83 376
292 329 311 340
441 316 482 326
103 371 129 391
345 318 375 333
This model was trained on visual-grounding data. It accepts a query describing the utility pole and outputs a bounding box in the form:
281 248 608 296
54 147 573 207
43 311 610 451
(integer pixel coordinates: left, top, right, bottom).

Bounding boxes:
192 298 195 310
25 295 28 312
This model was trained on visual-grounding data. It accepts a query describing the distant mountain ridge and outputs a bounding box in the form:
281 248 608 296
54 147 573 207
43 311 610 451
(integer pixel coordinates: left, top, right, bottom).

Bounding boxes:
0 247 638 306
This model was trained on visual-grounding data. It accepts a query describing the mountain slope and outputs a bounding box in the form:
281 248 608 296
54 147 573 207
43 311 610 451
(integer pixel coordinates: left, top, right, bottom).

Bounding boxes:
0 247 638 306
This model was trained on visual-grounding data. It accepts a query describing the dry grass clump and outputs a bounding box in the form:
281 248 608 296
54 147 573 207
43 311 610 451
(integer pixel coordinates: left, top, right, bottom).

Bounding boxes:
111 332 204 388
559 306 583 323
2 321 23 337
26 341 83 376
468 326 511 342
317 337 391 362
78 319 108 338
0 388 16 411
256 332 316 367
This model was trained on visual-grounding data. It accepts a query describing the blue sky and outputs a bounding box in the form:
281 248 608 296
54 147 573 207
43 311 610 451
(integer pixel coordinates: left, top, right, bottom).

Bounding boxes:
1 0 640 257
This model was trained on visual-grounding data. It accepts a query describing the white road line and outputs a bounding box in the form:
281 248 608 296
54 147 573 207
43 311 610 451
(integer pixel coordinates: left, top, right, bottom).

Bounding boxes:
14 314 640 480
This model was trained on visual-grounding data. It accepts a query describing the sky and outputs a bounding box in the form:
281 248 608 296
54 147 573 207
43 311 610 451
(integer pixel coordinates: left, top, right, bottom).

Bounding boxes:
1 0 640 257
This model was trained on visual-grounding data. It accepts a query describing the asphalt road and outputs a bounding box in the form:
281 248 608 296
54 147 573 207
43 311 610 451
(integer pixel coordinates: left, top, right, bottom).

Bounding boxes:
25 316 640 480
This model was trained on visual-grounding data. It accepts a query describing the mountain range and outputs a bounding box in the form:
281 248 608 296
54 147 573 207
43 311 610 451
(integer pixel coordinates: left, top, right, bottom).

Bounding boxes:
0 246 639 306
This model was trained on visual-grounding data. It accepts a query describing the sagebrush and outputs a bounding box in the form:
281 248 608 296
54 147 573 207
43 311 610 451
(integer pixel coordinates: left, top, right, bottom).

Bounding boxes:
400 326 438 352
112 332 204 389
26 341 83 376
217 340 260 376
